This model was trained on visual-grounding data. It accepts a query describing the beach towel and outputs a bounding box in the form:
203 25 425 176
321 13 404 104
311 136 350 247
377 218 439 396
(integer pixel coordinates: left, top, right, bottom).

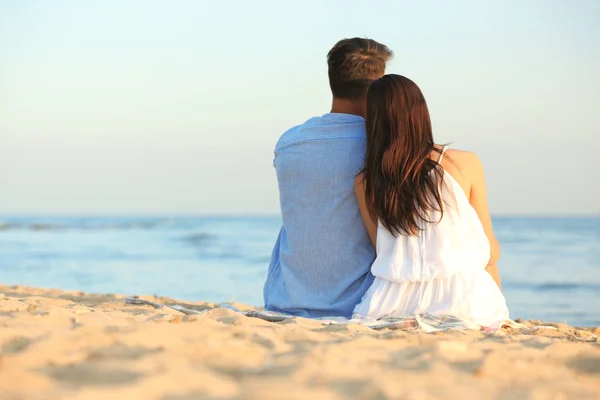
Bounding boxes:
124 297 530 333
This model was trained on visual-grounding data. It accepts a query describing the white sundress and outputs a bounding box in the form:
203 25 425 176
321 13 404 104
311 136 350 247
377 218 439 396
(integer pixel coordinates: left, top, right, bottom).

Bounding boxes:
353 147 509 327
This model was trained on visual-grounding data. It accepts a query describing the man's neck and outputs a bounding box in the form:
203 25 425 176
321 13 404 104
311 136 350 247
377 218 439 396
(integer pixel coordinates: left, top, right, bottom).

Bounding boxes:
330 98 365 118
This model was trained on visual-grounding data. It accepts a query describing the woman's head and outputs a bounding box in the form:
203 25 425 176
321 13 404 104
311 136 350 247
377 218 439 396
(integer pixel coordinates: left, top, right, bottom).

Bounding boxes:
362 74 445 236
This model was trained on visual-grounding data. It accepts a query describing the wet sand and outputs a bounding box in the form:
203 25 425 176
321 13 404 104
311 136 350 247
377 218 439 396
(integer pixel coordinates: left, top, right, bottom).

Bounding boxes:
1 284 599 399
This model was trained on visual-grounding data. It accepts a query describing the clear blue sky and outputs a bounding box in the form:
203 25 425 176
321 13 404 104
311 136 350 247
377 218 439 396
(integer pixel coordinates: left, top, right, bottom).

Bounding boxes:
1 0 598 215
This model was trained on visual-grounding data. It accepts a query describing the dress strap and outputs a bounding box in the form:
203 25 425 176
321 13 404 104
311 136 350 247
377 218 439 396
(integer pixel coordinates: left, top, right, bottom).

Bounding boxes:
437 146 448 164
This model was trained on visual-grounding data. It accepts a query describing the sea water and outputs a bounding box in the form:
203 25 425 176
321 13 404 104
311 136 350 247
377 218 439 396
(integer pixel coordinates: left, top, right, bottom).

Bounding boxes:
1 215 598 326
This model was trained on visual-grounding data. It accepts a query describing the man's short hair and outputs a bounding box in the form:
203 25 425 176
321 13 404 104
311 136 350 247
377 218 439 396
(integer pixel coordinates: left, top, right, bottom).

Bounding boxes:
327 38 393 101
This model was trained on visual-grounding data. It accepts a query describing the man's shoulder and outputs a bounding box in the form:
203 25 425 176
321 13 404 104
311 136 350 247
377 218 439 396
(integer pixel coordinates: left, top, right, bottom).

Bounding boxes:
276 115 323 146
275 114 365 150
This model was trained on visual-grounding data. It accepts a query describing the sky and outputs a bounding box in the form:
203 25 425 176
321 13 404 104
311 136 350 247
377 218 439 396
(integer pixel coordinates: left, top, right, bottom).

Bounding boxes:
0 0 598 215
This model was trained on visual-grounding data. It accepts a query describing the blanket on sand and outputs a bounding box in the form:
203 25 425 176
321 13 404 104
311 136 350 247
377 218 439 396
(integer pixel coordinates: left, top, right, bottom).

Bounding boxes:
124 297 538 334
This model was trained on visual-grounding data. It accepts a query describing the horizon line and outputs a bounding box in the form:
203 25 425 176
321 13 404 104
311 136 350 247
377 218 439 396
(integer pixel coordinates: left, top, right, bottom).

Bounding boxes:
0 212 597 219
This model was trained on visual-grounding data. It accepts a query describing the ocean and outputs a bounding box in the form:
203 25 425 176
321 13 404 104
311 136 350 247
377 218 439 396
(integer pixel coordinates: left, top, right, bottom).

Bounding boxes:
1 215 598 326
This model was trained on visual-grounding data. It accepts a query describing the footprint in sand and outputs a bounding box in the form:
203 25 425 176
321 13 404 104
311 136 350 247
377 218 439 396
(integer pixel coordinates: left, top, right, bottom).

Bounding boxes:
567 355 600 375
41 363 143 387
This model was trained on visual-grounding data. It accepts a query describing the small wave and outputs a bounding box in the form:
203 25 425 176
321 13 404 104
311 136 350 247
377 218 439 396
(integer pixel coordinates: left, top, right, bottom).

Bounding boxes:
247 256 272 265
0 223 17 231
76 220 164 230
31 223 68 231
180 232 217 246
0 220 170 231
536 282 600 291
508 281 600 292
0 223 67 231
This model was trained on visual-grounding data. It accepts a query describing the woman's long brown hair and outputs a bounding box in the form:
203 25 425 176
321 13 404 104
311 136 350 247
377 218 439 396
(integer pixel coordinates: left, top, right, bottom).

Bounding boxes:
362 74 446 236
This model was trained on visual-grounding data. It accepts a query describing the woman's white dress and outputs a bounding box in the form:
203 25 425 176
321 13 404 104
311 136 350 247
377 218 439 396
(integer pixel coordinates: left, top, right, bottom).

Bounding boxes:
353 148 509 327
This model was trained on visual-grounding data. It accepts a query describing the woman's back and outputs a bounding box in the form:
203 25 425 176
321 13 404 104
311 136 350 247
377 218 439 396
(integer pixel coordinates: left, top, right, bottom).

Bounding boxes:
371 146 491 283
354 146 509 325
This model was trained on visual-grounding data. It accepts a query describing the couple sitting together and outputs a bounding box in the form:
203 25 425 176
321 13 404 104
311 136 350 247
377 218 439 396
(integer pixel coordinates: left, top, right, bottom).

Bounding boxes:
262 37 509 328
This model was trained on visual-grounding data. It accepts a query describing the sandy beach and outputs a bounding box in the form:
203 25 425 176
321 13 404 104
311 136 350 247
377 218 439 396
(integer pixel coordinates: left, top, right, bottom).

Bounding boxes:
1 285 599 400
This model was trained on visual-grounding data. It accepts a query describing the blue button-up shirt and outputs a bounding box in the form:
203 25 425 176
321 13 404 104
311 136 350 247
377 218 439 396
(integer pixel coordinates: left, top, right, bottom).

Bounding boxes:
263 113 376 318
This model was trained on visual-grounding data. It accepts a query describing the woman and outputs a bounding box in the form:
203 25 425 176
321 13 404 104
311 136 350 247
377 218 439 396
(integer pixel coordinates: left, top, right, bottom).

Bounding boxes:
353 74 509 328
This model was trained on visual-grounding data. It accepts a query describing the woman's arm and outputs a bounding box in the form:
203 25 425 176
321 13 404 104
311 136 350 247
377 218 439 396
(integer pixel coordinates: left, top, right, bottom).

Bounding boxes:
354 173 377 249
466 153 502 290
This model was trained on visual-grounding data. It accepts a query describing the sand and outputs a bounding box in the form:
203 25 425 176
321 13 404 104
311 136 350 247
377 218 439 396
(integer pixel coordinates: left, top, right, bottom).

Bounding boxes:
0 285 599 400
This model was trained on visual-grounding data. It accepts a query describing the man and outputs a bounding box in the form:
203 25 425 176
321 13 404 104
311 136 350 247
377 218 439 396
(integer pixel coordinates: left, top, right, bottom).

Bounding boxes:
263 38 393 318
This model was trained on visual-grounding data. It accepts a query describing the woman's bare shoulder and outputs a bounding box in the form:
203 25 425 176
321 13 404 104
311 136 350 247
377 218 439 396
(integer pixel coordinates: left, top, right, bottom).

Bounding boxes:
440 148 484 186
443 148 482 168
443 148 478 161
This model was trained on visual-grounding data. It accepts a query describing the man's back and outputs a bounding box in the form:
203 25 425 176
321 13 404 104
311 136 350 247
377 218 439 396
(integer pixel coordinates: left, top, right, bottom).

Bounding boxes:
263 113 376 318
